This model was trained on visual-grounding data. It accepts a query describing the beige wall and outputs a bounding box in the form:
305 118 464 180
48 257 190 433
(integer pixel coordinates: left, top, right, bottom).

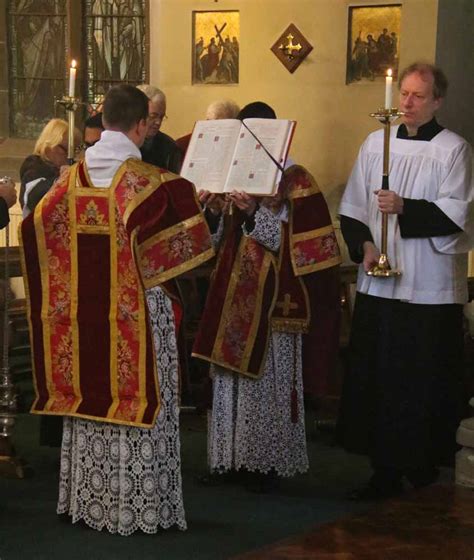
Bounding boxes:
150 0 438 214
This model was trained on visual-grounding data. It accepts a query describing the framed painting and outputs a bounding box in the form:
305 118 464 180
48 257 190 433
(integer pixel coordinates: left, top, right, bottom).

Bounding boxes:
192 11 239 85
346 4 401 84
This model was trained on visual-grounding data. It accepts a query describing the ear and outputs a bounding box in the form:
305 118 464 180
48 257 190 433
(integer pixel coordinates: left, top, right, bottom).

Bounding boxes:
434 97 443 111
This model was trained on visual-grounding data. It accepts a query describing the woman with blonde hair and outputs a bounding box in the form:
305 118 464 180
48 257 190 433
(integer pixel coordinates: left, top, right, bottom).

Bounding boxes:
20 118 80 447
20 118 80 217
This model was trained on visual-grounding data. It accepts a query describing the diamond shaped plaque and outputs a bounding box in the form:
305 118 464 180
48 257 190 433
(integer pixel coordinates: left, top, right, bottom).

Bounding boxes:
271 24 313 74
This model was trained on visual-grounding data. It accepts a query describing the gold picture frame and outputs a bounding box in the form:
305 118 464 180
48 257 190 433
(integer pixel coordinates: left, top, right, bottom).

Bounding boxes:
346 4 402 84
192 11 239 85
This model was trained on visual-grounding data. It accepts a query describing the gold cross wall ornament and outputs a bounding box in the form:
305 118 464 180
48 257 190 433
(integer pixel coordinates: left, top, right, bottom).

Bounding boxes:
279 33 302 59
276 293 298 316
271 24 313 74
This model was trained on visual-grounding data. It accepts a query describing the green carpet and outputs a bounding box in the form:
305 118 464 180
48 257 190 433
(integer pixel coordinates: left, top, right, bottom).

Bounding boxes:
0 412 373 560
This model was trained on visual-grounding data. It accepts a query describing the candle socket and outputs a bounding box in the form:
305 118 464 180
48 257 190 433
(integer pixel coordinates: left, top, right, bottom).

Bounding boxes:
56 95 80 113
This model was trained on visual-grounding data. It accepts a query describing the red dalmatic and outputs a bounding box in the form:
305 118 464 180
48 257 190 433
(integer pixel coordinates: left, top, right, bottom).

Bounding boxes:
20 159 213 428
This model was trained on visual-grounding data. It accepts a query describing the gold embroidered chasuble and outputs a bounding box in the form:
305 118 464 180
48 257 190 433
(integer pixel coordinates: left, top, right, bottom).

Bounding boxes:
20 158 214 428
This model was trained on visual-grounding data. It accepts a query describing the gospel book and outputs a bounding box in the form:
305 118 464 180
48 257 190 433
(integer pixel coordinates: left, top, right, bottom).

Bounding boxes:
180 118 296 195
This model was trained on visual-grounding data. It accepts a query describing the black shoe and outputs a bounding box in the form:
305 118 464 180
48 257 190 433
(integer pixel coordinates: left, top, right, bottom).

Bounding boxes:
246 471 281 494
405 467 439 489
346 483 403 501
195 472 226 486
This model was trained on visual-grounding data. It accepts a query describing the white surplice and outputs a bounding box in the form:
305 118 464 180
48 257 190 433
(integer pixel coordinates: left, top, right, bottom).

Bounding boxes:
339 126 473 304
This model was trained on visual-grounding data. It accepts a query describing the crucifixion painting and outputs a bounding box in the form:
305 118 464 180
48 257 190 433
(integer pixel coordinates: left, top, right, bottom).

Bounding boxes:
193 11 239 85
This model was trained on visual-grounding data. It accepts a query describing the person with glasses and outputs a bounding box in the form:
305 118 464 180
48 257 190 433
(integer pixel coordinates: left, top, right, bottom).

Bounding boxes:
20 118 81 218
136 84 183 173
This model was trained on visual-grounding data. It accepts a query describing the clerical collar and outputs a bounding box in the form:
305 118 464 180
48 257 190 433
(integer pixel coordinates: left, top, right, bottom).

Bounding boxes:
397 118 444 141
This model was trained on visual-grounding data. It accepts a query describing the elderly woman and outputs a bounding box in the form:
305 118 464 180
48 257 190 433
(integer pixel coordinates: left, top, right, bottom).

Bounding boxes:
20 118 80 217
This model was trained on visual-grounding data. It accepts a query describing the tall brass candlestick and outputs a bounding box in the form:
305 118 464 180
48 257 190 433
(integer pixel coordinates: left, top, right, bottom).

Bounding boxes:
366 108 403 278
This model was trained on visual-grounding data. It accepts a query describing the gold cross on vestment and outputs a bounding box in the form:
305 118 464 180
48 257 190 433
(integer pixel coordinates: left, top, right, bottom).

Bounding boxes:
276 293 298 316
279 34 302 58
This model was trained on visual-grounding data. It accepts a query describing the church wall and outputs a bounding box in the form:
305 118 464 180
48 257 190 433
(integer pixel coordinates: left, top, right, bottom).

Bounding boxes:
150 0 438 214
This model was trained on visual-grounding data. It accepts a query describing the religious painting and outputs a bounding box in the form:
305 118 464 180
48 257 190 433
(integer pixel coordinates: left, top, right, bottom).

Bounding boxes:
192 11 239 85
346 4 401 84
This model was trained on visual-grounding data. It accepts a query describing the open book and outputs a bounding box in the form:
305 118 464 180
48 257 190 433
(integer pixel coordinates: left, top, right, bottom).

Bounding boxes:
180 118 296 195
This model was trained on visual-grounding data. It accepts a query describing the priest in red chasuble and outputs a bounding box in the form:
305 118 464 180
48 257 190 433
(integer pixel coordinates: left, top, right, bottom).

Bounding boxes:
20 85 213 534
193 101 341 487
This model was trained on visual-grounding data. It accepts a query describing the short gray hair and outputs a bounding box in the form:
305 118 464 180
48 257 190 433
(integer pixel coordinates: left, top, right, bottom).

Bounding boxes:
398 62 448 99
136 84 166 104
206 99 240 120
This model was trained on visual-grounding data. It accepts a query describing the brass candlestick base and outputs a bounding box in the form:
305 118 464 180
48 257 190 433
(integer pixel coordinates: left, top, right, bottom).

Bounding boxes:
0 437 32 479
367 253 401 277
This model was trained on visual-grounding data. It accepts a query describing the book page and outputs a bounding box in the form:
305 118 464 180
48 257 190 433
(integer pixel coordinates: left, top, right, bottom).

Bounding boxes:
180 119 241 192
223 119 295 195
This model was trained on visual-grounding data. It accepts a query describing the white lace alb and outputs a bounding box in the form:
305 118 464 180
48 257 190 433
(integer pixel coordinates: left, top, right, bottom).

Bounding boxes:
57 286 186 535
209 333 308 477
208 207 308 477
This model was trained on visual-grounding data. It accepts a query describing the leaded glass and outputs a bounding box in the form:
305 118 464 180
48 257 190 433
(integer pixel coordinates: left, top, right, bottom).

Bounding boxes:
8 0 67 138
84 0 147 105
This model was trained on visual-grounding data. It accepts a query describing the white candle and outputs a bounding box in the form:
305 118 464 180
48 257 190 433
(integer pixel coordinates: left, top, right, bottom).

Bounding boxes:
69 60 77 97
385 68 393 109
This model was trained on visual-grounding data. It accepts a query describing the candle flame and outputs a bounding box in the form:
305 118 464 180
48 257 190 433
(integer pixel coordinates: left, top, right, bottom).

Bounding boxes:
387 68 392 77
71 60 77 68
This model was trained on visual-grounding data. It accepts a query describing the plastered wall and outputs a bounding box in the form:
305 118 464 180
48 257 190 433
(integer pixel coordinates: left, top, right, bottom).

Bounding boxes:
150 0 438 213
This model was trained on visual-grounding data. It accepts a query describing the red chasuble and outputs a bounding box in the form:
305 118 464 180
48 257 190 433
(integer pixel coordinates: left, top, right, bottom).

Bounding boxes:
193 165 341 379
20 158 214 428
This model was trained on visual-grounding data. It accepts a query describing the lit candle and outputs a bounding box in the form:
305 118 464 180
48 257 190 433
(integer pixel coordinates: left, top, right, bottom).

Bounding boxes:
385 68 393 109
69 60 77 98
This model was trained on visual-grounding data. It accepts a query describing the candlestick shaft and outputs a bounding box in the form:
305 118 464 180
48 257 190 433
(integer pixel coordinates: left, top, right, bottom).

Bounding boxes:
67 109 75 163
380 119 392 255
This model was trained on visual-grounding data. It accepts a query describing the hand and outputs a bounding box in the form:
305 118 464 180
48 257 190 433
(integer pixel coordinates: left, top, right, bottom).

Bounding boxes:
362 241 380 272
198 190 225 215
375 189 404 214
229 190 257 216
0 179 17 209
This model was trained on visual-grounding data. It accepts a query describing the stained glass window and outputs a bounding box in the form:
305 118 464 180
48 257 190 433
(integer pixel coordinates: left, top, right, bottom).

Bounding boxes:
7 0 67 138
84 0 148 105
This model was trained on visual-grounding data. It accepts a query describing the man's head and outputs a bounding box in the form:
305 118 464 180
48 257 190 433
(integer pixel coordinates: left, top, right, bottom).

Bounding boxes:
237 101 276 121
205 99 240 120
136 84 167 138
84 112 104 149
398 62 448 133
102 84 149 147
